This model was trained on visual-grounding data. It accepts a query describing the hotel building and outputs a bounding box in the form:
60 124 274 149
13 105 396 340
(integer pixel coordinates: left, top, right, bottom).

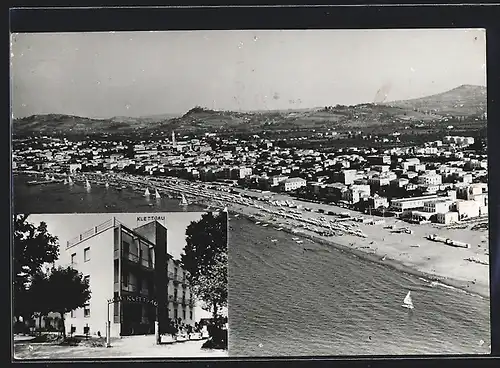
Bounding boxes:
62 217 195 337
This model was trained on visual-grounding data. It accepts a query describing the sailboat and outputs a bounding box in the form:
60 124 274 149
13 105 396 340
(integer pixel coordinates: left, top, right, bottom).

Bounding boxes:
144 188 151 197
63 178 68 184
68 176 73 185
155 188 161 199
402 291 414 310
105 182 110 188
179 193 188 206
51 176 56 181
85 179 91 189
45 174 50 181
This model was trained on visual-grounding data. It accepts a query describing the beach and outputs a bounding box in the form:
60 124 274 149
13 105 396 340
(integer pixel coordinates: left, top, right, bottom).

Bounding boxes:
14 170 490 298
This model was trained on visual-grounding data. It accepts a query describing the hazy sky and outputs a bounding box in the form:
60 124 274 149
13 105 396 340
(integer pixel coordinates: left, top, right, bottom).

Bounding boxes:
11 29 486 119
28 212 212 318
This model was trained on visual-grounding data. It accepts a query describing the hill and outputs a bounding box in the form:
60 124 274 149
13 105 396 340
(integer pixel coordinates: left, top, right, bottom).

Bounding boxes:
12 85 487 137
384 84 486 116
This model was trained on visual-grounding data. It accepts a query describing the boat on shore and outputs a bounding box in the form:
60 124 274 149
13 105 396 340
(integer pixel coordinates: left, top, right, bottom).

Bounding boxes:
155 188 161 199
144 188 151 197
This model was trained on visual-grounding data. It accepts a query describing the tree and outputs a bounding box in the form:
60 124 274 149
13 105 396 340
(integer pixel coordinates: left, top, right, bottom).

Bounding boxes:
192 252 228 319
13 215 59 320
181 211 227 320
44 266 91 338
28 271 52 333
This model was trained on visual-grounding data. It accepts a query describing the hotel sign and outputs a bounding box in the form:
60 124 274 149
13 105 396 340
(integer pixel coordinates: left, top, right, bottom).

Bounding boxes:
108 295 158 306
136 215 166 226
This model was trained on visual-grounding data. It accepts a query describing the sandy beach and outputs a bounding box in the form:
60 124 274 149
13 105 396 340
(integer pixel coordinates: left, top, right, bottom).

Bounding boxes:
15 170 491 298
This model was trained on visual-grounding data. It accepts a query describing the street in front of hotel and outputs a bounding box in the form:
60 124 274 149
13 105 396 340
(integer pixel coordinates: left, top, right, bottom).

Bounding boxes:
14 334 228 359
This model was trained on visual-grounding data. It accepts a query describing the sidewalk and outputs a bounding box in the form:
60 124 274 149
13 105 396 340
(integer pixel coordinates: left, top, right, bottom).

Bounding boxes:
14 335 228 359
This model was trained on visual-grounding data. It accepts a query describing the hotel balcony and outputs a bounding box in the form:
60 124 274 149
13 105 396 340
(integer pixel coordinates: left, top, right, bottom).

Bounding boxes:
116 251 154 270
114 282 150 296
172 274 181 285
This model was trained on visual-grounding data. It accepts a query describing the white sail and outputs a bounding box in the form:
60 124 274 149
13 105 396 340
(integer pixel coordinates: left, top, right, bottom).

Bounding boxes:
86 179 91 188
45 174 50 180
144 188 151 197
155 189 161 198
179 194 188 206
50 176 56 181
402 291 414 309
105 182 110 188
68 176 73 184
63 178 68 184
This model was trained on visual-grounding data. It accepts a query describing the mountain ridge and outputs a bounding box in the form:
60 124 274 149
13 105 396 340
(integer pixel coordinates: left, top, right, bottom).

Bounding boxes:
13 84 487 137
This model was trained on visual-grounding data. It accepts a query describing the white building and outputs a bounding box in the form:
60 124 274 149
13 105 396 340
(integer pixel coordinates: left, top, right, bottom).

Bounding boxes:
417 173 443 186
280 177 307 192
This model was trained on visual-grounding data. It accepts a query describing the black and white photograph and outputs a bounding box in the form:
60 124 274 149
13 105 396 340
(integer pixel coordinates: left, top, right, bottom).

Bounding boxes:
10 29 490 357
13 212 228 359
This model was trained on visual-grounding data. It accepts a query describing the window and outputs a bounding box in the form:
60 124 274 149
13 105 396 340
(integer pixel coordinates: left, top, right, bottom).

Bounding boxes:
70 310 75 318
174 288 178 299
122 241 130 256
189 310 193 320
84 304 90 317
137 277 142 291
71 253 76 265
182 309 186 320
123 272 129 287
84 247 90 262
174 309 178 319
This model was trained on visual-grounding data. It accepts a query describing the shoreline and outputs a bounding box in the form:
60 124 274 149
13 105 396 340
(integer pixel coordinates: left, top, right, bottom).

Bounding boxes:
231 210 488 299
14 170 490 299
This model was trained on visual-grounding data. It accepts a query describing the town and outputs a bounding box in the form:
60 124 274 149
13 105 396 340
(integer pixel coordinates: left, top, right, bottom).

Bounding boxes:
13 128 488 226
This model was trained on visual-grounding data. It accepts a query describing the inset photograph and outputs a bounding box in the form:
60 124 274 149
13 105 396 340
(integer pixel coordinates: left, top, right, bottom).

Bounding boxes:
12 211 228 359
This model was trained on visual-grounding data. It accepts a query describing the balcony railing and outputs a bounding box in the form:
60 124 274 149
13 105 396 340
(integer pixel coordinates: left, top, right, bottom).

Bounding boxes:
114 282 150 295
117 251 154 269
67 218 122 248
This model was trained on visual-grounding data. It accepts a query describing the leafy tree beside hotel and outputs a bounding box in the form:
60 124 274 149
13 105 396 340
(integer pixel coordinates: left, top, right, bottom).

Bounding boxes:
181 211 228 325
13 214 59 322
13 215 91 337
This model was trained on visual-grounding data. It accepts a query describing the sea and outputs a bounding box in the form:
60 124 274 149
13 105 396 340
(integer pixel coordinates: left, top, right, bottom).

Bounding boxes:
13 174 492 356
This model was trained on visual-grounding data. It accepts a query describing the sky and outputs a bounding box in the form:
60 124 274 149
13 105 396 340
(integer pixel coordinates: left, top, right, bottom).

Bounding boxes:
10 29 486 119
27 212 212 319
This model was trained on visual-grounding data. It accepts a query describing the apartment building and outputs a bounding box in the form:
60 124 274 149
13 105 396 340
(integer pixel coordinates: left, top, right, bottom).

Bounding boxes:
390 194 440 212
280 177 307 192
62 218 195 338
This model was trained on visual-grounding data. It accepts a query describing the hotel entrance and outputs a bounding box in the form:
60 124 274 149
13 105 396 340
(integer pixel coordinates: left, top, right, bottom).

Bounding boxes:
121 301 156 336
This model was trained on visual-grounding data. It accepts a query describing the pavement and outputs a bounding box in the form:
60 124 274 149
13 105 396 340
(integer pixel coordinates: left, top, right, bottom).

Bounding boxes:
14 335 228 359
